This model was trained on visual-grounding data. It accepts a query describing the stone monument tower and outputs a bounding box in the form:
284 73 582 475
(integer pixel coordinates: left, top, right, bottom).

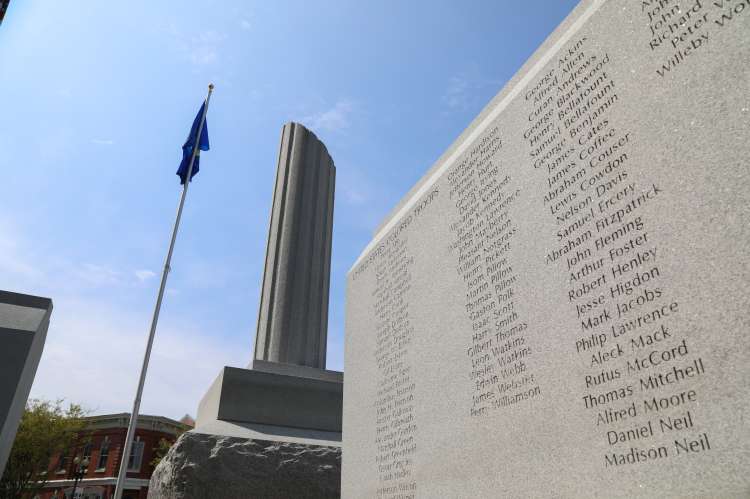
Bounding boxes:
150 123 342 498
193 122 342 436
254 122 335 369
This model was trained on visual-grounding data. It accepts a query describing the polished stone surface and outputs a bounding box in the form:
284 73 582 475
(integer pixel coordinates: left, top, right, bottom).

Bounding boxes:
343 0 750 497
0 291 52 476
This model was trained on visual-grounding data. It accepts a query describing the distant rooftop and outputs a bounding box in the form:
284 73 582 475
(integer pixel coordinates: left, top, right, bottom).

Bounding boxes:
179 414 195 428
83 413 189 436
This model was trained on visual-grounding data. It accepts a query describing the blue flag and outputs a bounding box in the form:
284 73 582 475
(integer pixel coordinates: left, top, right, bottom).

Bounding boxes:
176 102 210 184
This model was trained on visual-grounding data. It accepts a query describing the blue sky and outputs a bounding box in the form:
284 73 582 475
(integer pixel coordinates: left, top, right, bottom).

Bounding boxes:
1 1 578 419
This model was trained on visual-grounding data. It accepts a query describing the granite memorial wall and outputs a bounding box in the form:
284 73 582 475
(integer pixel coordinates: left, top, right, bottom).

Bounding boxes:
0 291 52 476
343 0 749 497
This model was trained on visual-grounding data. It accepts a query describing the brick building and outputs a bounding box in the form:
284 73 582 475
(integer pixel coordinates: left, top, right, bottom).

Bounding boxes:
38 413 189 499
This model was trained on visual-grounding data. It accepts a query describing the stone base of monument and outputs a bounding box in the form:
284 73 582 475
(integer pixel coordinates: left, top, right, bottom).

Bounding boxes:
149 360 343 499
149 432 341 499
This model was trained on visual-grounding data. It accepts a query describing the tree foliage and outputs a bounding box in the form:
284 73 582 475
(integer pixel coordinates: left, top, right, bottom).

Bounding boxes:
149 437 174 468
0 399 86 499
149 423 186 469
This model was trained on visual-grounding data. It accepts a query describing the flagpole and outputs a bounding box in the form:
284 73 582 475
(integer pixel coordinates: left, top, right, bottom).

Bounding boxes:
113 83 214 499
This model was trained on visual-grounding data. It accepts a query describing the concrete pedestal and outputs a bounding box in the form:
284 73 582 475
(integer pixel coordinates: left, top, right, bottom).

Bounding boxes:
196 360 343 437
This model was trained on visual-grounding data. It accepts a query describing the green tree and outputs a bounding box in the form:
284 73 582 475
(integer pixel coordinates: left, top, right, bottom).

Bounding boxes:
0 399 86 499
149 437 174 468
149 424 187 470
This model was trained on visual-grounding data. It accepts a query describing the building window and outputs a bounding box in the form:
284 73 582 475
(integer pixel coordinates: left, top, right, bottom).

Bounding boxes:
96 437 109 471
127 437 144 472
82 442 92 461
56 451 68 473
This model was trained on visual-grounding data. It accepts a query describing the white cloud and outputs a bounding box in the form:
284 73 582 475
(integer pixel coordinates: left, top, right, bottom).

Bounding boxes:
344 187 367 205
91 139 115 145
1 215 248 419
0 219 44 283
303 99 356 133
239 19 252 31
3 210 132 296
183 260 231 289
75 263 122 287
441 71 504 114
336 163 374 208
135 269 156 282
442 76 471 111
0 215 157 292
29 300 246 419
191 51 217 65
333 165 385 232
189 30 227 65
339 168 371 206
168 24 227 66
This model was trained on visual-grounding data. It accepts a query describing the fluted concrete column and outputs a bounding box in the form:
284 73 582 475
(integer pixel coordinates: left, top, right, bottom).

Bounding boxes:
254 122 335 369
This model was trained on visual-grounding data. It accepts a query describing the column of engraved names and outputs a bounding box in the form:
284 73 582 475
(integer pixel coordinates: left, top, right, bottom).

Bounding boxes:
372 237 417 499
447 127 540 418
641 0 745 77
524 36 710 468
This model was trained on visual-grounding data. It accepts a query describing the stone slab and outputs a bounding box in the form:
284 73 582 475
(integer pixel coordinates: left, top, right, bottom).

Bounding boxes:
343 1 750 498
190 420 341 447
149 432 341 499
196 365 343 433
250 358 343 384
0 290 52 477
